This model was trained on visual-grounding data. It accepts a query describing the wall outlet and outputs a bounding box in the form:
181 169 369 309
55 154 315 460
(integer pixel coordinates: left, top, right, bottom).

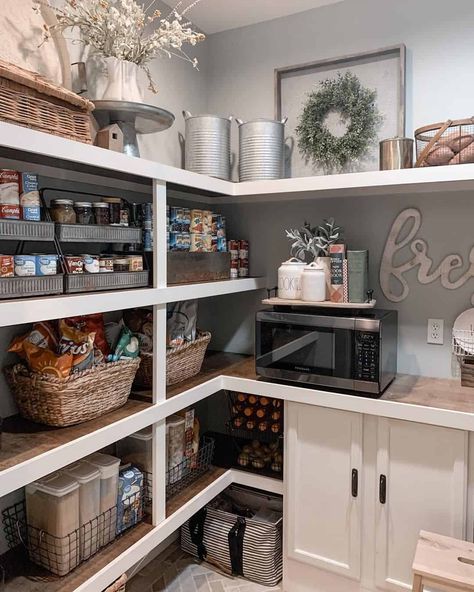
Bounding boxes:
427 318 444 345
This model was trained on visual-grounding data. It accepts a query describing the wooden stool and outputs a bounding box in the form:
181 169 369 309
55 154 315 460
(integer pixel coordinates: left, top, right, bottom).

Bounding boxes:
412 530 474 592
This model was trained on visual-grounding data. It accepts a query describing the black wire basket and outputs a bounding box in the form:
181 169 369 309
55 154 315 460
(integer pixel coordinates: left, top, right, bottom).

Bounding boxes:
2 491 143 577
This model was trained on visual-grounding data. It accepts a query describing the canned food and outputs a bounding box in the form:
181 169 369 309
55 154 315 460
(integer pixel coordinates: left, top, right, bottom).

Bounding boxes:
35 254 58 276
64 255 84 274
0 170 20 219
114 257 129 272
0 255 14 277
217 237 227 252
82 254 100 273
14 255 36 277
238 259 249 277
190 233 207 252
190 209 204 233
230 259 239 279
203 210 213 234
228 240 240 260
99 256 114 273
20 173 40 221
239 240 249 259
127 255 143 272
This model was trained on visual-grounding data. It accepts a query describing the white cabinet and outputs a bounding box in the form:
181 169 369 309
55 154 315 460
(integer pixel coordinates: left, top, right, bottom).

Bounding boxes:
285 403 468 592
285 402 363 580
374 418 467 592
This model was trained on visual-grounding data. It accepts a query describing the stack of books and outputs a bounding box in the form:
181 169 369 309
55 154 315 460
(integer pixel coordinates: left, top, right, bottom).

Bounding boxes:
329 245 369 303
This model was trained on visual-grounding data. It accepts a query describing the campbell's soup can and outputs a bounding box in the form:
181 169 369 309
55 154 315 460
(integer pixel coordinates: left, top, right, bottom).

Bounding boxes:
0 169 20 219
239 240 249 259
238 259 249 277
230 259 239 279
228 240 240 260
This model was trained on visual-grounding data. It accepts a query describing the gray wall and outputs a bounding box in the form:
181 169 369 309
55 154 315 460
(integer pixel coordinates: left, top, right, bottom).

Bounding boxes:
195 0 474 379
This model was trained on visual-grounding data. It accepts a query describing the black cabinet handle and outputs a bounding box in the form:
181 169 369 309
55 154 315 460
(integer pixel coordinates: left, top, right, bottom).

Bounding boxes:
351 468 358 498
379 474 387 504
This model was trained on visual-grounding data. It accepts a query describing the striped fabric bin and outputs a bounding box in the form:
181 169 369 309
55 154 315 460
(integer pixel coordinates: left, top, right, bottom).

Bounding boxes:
181 486 282 587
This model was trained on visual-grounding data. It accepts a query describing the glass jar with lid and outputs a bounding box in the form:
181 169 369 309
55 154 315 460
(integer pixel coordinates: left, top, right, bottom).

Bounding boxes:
50 199 77 224
101 197 122 225
93 202 110 225
74 202 93 225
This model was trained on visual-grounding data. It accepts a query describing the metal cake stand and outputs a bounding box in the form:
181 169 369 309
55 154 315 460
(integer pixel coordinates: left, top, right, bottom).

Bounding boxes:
93 100 175 157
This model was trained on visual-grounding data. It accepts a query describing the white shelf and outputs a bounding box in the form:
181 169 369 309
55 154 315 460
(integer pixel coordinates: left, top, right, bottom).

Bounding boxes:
3 123 474 201
0 277 266 328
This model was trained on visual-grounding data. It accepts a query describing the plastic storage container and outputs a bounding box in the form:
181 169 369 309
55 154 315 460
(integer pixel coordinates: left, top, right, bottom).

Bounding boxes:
117 426 153 473
86 452 120 546
166 414 185 484
25 473 80 576
62 461 101 560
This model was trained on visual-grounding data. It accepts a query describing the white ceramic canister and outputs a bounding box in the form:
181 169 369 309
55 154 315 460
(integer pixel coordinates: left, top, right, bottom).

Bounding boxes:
278 258 306 300
301 261 326 302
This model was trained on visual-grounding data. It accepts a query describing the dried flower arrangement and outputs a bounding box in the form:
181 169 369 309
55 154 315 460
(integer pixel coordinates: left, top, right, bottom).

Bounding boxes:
34 0 205 93
286 218 342 261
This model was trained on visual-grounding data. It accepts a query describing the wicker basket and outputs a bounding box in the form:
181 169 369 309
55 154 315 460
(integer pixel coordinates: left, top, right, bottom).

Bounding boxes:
0 59 94 144
5 358 140 427
414 118 474 167
135 331 211 388
104 574 128 592
461 358 474 388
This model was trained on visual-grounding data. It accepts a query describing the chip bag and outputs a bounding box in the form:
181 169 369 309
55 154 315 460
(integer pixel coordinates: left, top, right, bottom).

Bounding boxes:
63 313 109 356
57 320 95 373
23 341 73 378
8 322 58 359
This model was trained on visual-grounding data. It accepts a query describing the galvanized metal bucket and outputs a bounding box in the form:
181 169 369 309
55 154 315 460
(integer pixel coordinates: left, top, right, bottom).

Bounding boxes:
237 117 287 182
183 111 232 180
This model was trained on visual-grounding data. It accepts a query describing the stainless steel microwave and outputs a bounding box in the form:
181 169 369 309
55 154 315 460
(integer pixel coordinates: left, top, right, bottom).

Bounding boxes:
255 308 397 396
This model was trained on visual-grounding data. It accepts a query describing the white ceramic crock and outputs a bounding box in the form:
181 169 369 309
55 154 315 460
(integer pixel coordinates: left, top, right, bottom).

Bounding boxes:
278 257 306 299
301 261 326 302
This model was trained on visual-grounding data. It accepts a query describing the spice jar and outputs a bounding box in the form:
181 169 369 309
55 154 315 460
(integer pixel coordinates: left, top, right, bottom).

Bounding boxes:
114 257 129 272
74 202 93 225
99 255 114 273
93 202 110 225
50 199 76 224
101 197 121 225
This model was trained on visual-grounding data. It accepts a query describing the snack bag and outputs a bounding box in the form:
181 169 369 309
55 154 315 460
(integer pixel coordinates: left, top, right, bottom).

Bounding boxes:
167 301 197 347
63 313 109 356
23 341 73 378
8 322 57 359
110 327 139 361
57 320 95 373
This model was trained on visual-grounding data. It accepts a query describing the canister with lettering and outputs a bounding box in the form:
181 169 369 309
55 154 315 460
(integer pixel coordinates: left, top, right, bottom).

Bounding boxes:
278 258 306 300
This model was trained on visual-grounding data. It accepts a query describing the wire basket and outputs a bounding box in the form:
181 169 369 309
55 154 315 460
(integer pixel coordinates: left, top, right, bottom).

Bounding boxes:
415 118 474 167
452 329 474 358
166 436 215 499
2 493 143 577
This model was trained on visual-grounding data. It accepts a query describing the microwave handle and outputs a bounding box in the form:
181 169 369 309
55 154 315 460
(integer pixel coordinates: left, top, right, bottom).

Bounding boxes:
257 311 357 330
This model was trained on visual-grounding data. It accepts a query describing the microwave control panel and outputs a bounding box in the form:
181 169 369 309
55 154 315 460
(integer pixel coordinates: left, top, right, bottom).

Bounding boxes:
355 331 379 382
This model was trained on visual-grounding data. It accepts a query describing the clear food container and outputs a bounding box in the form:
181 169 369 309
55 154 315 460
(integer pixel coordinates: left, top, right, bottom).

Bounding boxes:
62 461 101 560
25 472 80 576
85 452 120 546
166 414 185 485
117 426 153 473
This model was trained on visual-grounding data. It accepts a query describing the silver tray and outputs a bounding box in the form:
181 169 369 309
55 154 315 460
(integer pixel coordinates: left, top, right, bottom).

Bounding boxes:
0 275 63 299
56 224 142 244
0 220 55 242
64 270 149 293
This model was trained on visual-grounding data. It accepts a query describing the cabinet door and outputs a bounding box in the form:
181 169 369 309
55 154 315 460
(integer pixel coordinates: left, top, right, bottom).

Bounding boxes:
375 418 467 592
286 402 363 580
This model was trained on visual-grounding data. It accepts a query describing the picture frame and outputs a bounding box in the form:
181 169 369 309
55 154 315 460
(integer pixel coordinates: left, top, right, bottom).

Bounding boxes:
275 44 406 177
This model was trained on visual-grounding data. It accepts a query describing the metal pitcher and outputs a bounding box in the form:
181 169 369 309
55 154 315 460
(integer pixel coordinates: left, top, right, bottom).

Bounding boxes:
183 110 232 180
236 117 287 182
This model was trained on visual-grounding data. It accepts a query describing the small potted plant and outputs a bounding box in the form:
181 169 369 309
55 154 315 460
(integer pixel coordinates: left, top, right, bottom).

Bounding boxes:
285 218 343 298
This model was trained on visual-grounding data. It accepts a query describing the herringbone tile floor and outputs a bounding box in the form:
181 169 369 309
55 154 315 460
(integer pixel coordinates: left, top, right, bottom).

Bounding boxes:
127 542 282 592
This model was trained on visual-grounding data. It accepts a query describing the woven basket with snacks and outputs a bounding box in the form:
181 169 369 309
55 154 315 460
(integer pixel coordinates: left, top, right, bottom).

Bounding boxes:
135 331 212 388
0 59 94 143
5 358 140 427
415 118 474 167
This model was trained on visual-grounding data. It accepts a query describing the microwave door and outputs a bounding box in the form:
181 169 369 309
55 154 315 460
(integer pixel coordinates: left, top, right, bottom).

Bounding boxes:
257 331 320 367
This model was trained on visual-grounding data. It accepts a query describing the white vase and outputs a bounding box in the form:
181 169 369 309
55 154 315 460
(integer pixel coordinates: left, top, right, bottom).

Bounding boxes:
102 57 143 103
315 256 331 300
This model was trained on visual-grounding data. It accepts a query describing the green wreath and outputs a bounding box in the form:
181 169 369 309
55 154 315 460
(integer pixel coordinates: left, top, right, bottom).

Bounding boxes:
296 71 382 172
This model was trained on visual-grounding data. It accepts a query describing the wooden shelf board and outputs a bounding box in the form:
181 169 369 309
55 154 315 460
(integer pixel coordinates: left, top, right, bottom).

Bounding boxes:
262 297 376 309
0 521 153 592
166 351 252 399
166 466 227 517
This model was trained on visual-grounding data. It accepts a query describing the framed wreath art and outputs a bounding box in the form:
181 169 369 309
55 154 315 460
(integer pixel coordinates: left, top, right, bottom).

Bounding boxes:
296 71 382 172
275 45 406 177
